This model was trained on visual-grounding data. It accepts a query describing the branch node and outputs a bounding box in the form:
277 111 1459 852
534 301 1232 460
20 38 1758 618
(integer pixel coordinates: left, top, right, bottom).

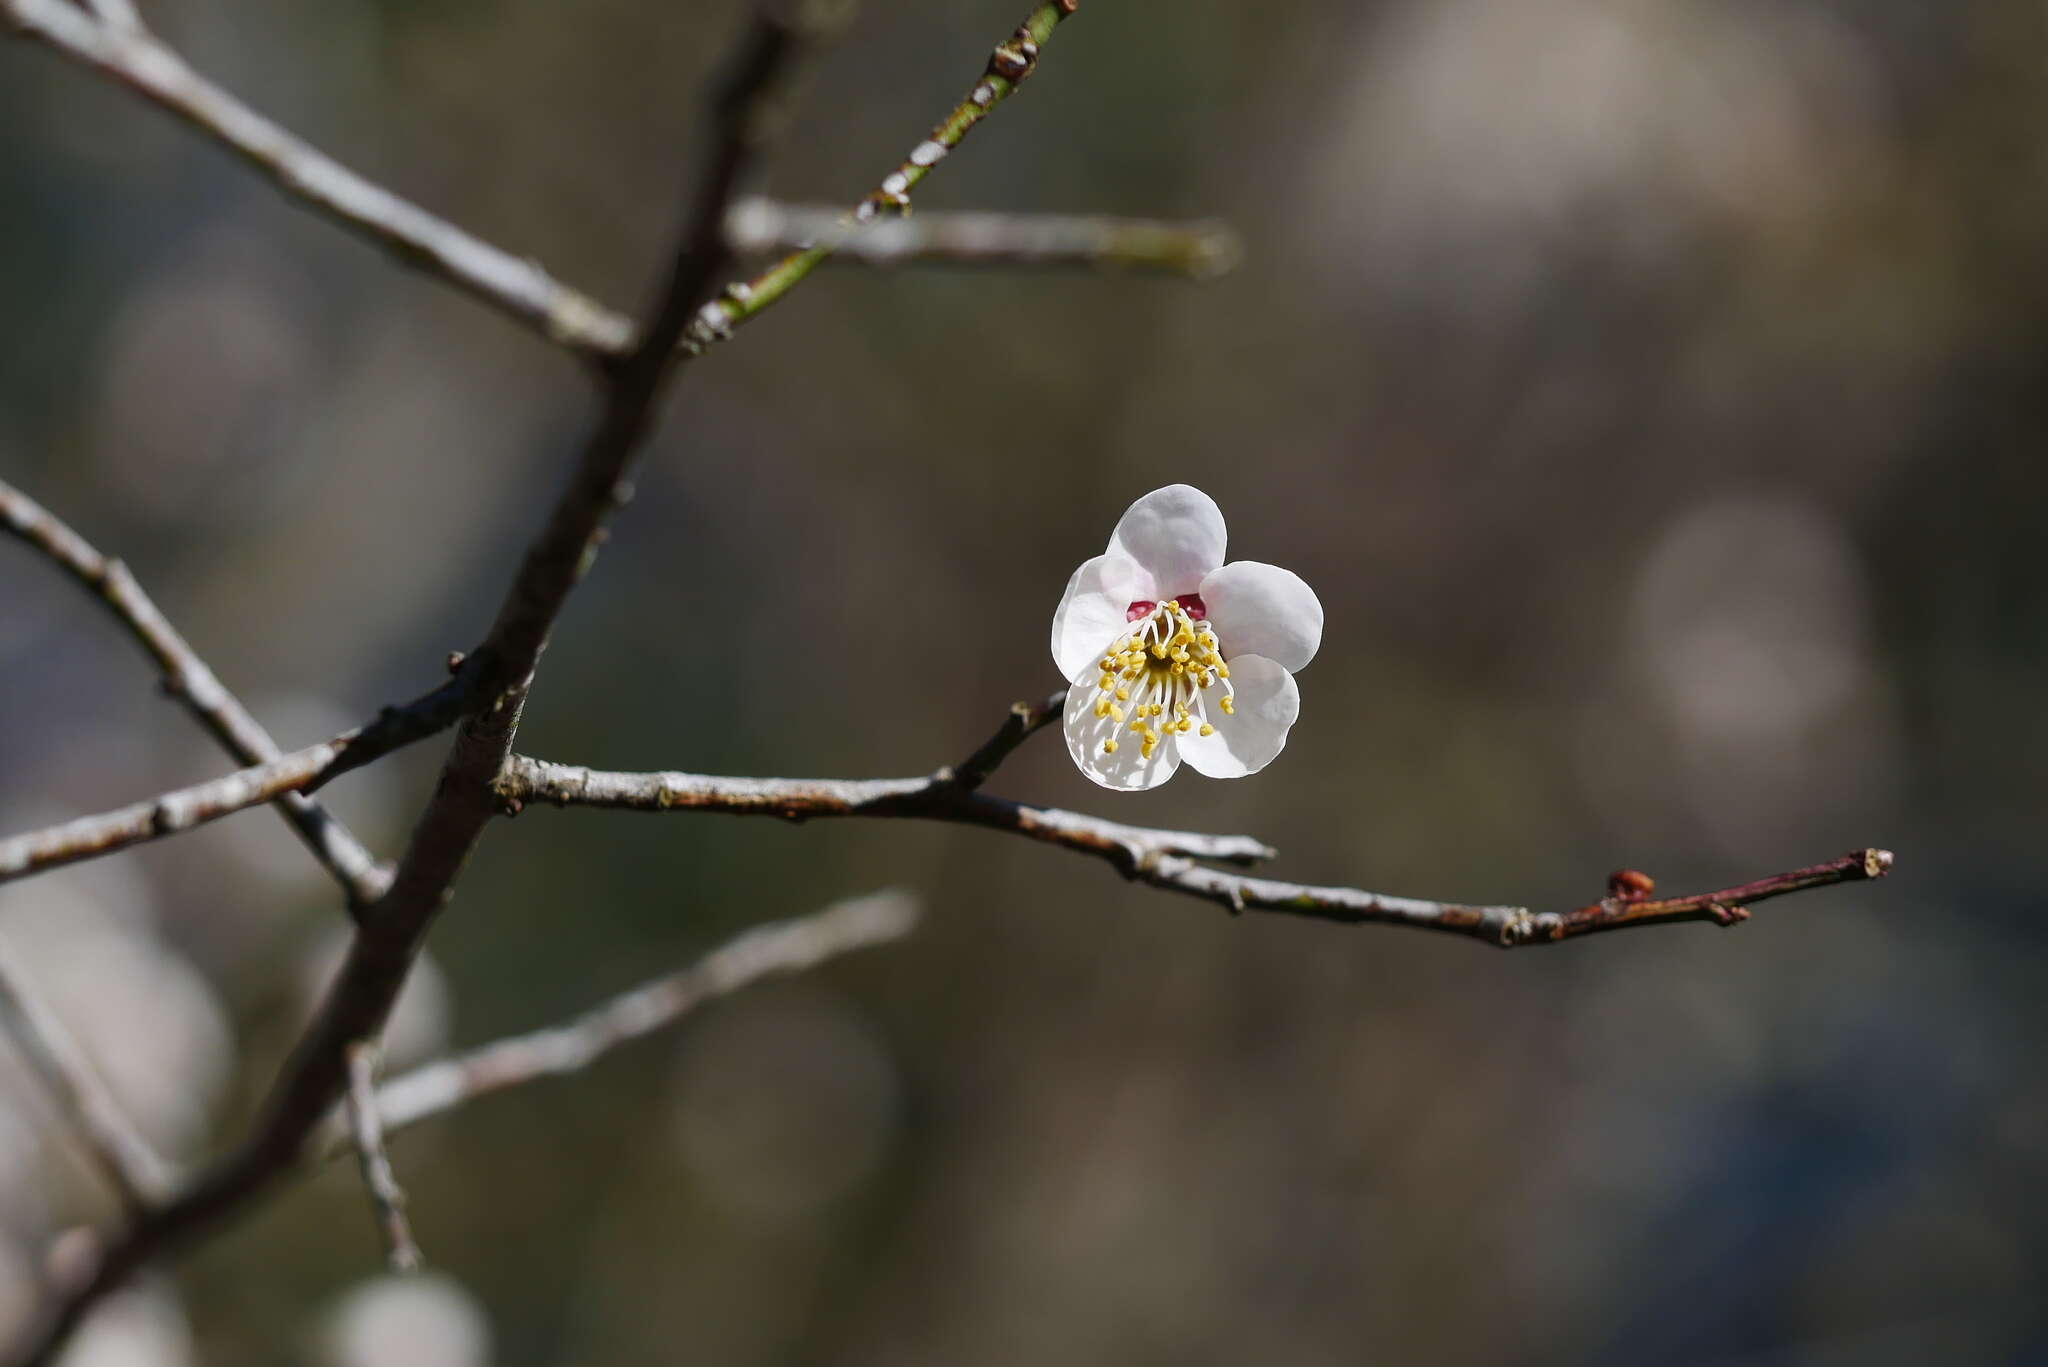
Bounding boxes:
1607 868 1655 902
1707 902 1750 927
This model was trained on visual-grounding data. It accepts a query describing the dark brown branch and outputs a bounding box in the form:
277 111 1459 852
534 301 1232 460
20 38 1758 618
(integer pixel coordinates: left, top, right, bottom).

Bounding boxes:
1117 848 1895 944
0 943 170 1211
0 478 389 911
313 890 920 1162
941 688 1066 792
342 1044 420 1274
726 199 1241 277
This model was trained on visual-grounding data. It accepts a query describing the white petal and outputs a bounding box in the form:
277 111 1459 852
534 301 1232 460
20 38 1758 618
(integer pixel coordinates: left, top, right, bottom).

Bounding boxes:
1199 560 1324 673
1106 485 1227 600
1050 553 1151 682
1062 678 1182 790
1178 655 1299 779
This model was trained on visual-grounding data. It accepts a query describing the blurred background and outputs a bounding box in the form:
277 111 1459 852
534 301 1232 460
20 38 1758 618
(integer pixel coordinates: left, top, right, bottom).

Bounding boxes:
3 0 2045 1362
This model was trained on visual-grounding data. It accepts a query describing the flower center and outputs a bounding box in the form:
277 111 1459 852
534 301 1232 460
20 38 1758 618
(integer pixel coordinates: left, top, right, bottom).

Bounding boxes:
1090 599 1234 759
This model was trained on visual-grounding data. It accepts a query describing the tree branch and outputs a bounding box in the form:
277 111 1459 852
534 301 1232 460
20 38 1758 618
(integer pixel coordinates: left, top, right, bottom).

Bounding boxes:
681 0 1083 351
726 199 1241 277
342 1043 420 1274
5 5 835 1360
0 941 170 1212
497 755 1277 867
3 0 1141 372
0 478 389 911
0 0 636 361
500 753 1894 944
0 665 478 892
313 889 921 1162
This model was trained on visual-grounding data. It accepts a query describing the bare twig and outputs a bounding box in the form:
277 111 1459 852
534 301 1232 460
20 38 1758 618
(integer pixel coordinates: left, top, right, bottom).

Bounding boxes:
0 941 170 1211
0 478 389 911
4 0 1142 372
0 742 350 885
0 665 477 890
499 756 1888 942
342 1044 420 1274
497 755 1276 867
726 199 1241 277
682 0 1083 350
1117 848 1896 945
942 688 1066 792
1 0 635 360
313 889 920 1161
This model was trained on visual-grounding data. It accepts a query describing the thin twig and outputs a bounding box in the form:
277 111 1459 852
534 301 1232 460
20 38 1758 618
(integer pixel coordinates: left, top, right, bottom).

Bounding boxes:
941 688 1066 792
682 0 1083 351
342 1043 420 1274
0 665 477 889
1 0 635 360
727 199 1241 277
0 941 170 1211
498 753 1889 943
0 478 389 911
312 889 921 1162
4 0 1133 371
497 755 1276 866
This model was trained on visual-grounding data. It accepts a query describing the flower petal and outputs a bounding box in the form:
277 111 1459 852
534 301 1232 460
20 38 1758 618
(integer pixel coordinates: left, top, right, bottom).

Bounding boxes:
1178 654 1299 779
1063 678 1182 790
1198 560 1324 673
1051 553 1151 682
1106 485 1227 599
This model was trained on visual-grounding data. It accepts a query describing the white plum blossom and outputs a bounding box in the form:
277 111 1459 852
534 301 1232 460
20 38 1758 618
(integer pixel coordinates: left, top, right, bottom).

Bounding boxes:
1051 485 1323 790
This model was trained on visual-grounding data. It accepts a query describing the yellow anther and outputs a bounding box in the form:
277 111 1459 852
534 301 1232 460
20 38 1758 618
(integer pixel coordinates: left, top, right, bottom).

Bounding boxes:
1094 700 1110 719
1219 695 1235 715
1130 718 1147 732
1170 663 1184 675
1110 705 1125 722
1151 643 1167 659
1114 685 1129 701
1098 674 1113 691
1103 739 1118 754
1199 723 1214 737
1217 664 1230 679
